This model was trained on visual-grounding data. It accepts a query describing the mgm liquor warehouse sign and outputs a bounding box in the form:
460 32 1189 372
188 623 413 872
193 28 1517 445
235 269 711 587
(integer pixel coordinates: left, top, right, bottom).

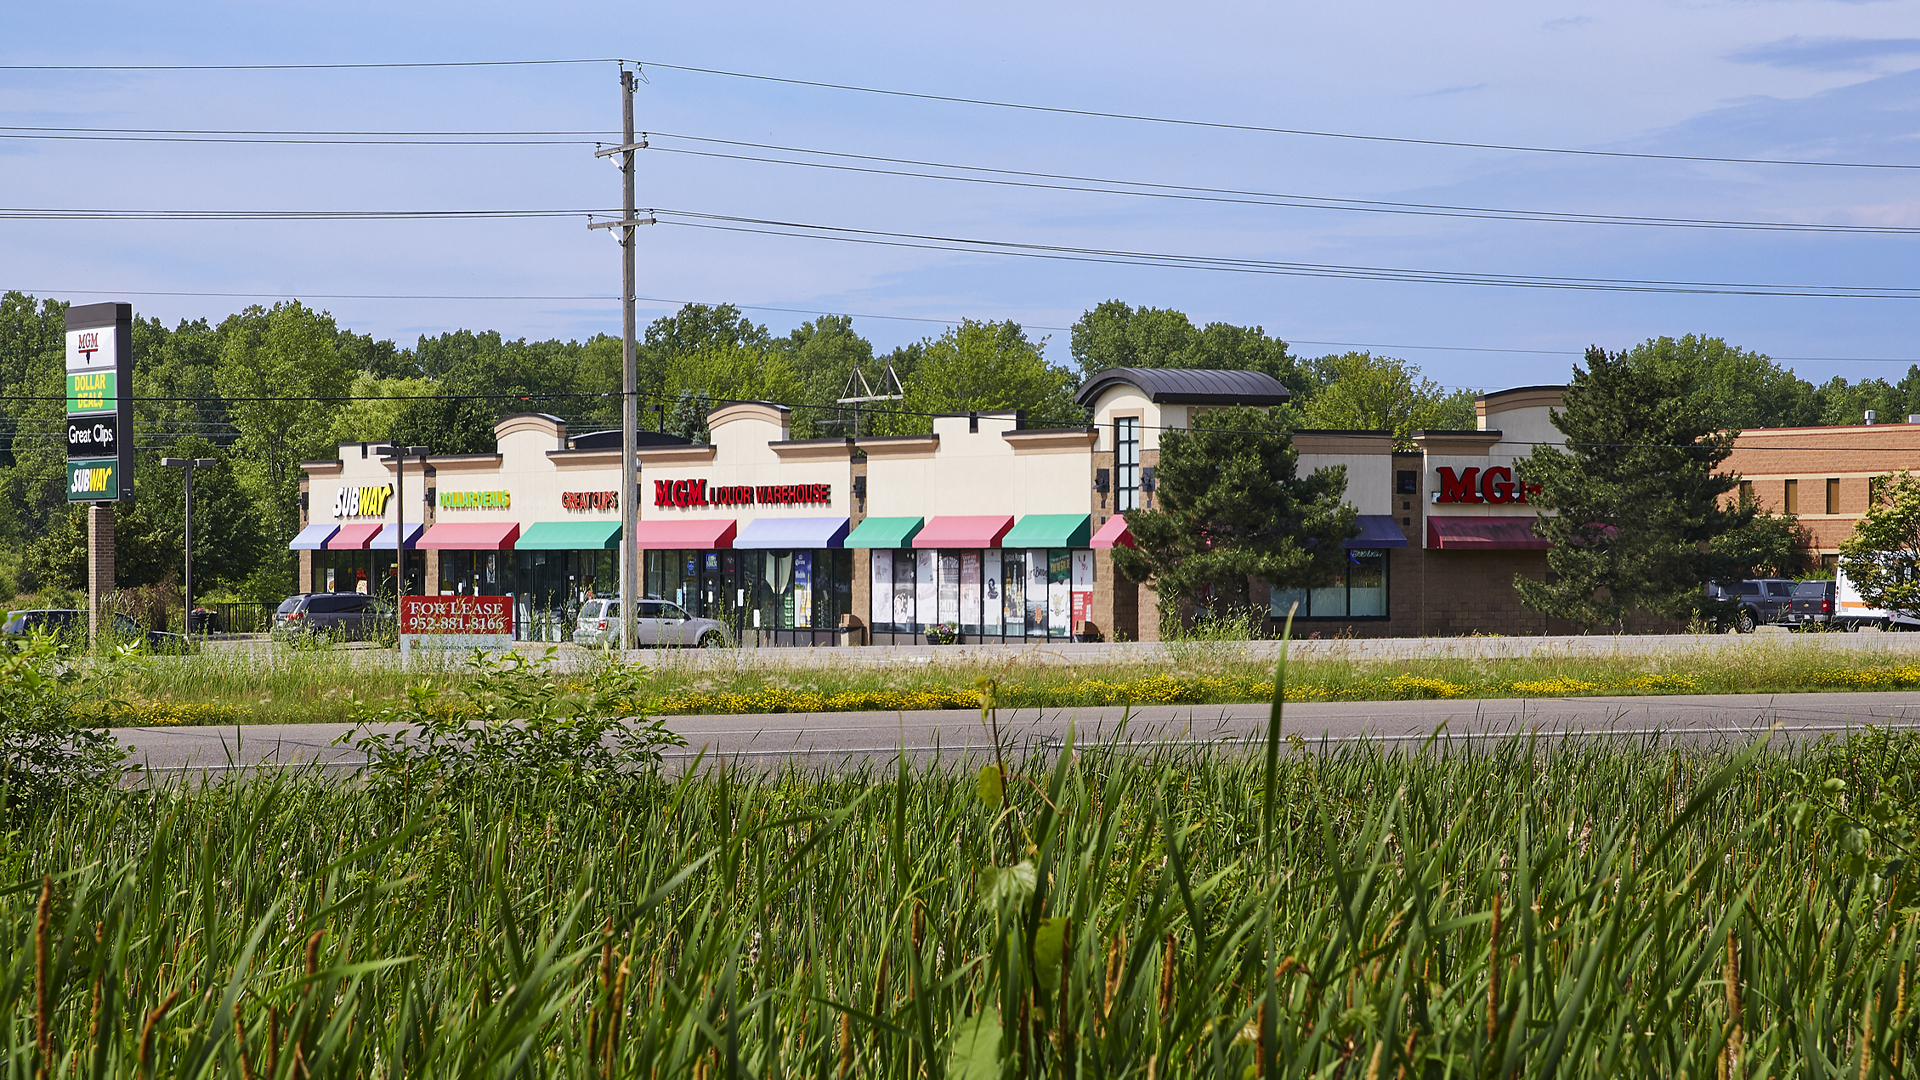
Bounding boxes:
65 303 134 502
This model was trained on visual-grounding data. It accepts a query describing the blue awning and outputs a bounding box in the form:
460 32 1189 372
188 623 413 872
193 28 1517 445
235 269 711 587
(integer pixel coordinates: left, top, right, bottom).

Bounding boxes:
1346 514 1408 549
369 522 424 550
733 516 850 550
289 523 338 550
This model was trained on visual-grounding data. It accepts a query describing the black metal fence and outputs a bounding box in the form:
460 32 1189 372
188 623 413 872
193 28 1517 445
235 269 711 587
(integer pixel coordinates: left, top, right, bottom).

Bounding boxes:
180 602 277 635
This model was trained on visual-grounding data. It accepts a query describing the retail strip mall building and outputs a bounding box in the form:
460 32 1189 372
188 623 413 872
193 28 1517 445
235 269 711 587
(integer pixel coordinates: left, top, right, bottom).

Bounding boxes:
294 371 1592 642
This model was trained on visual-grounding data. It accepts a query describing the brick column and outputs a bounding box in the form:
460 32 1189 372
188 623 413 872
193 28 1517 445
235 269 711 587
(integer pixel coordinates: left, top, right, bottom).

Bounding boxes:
848 548 871 644
87 504 115 643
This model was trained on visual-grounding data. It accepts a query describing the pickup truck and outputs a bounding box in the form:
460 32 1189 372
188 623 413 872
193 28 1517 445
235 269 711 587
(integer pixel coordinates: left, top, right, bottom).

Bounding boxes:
1705 578 1795 632
1782 579 1839 629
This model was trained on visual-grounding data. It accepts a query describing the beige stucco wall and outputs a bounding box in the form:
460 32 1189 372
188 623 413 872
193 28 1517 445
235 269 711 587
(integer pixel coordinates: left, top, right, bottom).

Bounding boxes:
860 413 1095 519
639 404 855 524
303 416 627 536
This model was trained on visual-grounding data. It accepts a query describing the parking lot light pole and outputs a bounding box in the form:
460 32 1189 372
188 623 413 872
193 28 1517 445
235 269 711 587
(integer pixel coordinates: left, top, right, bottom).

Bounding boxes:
159 457 218 637
378 445 430 658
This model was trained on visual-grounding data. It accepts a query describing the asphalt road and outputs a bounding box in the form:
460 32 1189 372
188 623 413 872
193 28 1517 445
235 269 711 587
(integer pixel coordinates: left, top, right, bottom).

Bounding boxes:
119 690 1920 773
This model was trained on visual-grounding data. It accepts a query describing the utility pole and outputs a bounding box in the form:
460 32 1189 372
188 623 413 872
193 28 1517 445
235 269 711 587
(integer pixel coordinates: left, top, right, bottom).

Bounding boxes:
591 67 648 653
380 444 429 659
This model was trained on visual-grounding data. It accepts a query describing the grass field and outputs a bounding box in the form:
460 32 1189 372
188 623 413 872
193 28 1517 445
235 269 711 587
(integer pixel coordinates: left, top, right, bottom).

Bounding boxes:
10 712 1920 1077
89 637 1920 726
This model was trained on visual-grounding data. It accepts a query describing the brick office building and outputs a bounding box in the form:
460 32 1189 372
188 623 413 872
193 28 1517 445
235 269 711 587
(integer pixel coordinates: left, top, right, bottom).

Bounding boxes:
1719 422 1920 569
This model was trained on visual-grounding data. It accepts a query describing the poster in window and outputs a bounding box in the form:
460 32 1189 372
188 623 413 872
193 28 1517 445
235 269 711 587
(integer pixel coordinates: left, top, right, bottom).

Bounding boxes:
1048 549 1072 637
893 550 917 629
980 549 1001 634
794 551 813 628
871 550 893 631
959 551 982 631
916 550 939 632
938 552 961 624
1026 548 1049 636
1001 550 1023 632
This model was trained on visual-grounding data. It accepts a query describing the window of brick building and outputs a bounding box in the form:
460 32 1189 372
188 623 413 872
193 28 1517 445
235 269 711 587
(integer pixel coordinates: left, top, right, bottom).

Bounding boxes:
1114 417 1140 511
1826 478 1841 515
1738 480 1753 505
1784 479 1798 515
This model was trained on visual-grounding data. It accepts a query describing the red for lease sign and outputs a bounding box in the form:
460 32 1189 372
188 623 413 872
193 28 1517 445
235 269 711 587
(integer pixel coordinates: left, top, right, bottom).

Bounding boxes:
400 594 512 636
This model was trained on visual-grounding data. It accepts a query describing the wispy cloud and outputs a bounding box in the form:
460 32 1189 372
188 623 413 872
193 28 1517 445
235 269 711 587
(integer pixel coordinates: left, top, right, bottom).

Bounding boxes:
1729 35 1920 71
1419 82 1488 97
1543 16 1594 30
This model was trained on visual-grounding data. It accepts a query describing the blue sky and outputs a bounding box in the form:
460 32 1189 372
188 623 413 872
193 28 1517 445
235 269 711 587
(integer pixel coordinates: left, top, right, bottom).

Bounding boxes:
3 0 1917 393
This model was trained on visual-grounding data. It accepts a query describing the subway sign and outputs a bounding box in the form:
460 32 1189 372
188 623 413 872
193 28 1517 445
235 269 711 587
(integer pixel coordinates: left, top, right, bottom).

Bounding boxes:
64 303 134 502
68 460 118 497
332 484 394 518
1434 466 1542 505
653 479 831 508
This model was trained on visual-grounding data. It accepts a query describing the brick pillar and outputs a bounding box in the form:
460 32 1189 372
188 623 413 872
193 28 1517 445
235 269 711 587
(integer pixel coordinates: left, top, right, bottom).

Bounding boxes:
848 548 871 645
87 504 115 643
1137 580 1162 642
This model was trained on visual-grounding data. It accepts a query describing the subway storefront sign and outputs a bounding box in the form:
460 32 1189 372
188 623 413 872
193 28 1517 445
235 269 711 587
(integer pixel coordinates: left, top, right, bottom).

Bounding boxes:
68 459 119 500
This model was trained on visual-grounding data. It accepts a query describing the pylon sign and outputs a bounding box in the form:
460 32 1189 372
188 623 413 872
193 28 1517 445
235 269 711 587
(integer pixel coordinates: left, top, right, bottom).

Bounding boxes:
64 302 133 502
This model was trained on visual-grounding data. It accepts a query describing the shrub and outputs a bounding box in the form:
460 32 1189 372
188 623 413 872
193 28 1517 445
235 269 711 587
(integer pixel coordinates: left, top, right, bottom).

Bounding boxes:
340 647 683 797
0 634 128 811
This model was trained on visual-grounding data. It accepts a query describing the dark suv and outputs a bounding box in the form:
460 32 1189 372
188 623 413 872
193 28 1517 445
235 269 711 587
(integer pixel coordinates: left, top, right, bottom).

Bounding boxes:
1705 578 1796 633
271 593 396 641
1 609 191 652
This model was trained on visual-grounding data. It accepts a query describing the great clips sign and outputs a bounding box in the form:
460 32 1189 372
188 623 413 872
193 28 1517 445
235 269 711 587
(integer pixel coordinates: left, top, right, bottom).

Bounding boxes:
1434 466 1542 505
654 479 831 509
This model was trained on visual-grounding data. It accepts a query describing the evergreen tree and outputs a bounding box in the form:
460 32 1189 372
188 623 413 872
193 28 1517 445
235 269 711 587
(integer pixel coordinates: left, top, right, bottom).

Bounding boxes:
1111 406 1356 621
1516 347 1751 630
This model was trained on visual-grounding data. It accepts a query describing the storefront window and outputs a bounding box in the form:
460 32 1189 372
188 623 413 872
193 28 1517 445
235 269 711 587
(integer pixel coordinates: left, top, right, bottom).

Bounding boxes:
1047 549 1071 638
1271 550 1391 619
1025 549 1049 637
982 549 1003 635
959 551 983 635
937 552 962 626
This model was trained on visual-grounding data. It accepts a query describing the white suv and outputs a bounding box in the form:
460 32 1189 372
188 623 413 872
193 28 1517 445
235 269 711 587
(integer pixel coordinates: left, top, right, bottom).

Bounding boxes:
574 598 728 649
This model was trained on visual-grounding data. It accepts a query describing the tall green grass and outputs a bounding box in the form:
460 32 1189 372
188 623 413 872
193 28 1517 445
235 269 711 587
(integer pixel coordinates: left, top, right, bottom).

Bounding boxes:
10 722 1920 1077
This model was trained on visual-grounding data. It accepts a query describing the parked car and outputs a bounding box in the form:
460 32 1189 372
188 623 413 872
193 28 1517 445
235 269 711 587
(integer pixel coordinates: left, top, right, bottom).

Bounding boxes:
271 592 396 641
1 609 191 653
573 597 728 649
1705 578 1796 633
1782 579 1841 630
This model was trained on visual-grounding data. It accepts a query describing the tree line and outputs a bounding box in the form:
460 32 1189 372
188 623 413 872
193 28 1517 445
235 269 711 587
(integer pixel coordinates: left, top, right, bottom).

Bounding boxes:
0 288 1879 611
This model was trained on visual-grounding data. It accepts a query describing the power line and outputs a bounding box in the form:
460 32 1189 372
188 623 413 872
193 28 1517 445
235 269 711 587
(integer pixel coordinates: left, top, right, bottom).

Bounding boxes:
645 209 1920 299
0 208 609 221
645 135 1920 236
11 124 1913 235
0 59 617 71
628 59 1920 172
6 55 1914 171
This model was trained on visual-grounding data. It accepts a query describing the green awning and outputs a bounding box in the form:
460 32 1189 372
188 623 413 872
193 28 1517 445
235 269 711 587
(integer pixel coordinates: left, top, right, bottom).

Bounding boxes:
1001 514 1092 548
844 516 923 549
516 520 622 550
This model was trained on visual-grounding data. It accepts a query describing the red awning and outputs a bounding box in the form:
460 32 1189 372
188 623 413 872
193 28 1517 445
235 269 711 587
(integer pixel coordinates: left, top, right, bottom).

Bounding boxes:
632 518 737 550
913 515 1014 549
1089 515 1135 549
416 522 521 550
1426 515 1548 550
324 523 383 550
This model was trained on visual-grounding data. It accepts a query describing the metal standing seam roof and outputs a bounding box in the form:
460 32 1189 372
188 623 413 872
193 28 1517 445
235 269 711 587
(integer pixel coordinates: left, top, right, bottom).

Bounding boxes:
1072 367 1292 407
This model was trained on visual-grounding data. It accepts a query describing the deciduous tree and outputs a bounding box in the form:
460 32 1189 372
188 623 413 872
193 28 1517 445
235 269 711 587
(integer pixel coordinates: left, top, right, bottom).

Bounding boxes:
1839 471 1920 616
1301 351 1475 445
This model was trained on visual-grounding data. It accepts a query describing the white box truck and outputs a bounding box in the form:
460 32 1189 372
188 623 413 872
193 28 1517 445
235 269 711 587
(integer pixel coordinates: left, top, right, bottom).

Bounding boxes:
1834 567 1920 631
